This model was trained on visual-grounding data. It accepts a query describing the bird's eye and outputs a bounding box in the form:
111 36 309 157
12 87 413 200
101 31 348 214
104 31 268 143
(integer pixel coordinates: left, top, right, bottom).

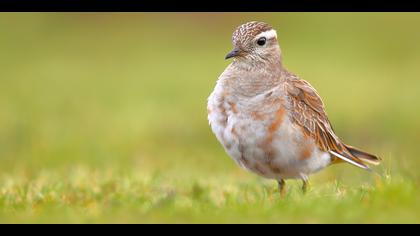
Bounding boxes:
257 37 266 46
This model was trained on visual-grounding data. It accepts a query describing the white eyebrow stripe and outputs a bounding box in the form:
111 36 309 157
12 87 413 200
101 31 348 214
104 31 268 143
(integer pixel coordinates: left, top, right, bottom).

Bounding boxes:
255 29 277 40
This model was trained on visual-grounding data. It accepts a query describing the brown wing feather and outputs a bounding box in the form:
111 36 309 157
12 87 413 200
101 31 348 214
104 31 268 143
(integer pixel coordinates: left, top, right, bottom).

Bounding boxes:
284 74 368 168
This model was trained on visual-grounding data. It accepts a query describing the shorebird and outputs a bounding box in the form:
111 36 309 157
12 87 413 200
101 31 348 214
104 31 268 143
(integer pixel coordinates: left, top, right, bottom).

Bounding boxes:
207 21 380 197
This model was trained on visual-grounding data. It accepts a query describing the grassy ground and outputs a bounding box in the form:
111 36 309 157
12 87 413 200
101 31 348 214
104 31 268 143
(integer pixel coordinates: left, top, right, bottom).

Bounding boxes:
0 13 419 223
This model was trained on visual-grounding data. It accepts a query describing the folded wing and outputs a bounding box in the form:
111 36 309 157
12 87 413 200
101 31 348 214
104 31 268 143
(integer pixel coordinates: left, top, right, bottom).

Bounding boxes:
284 74 380 170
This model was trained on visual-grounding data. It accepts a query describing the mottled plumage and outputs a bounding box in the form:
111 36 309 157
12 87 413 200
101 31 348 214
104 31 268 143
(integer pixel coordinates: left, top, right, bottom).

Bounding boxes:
207 21 380 197
232 22 273 46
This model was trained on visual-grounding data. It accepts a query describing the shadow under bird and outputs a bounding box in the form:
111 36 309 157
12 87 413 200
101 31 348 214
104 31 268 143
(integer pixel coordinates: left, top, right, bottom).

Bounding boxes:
207 21 381 197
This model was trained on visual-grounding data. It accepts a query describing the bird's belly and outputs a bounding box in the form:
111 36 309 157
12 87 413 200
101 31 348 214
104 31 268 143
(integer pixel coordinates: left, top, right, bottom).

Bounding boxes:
208 105 331 180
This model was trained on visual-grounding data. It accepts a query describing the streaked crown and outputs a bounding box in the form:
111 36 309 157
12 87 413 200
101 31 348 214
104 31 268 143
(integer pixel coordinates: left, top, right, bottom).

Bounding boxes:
232 21 274 46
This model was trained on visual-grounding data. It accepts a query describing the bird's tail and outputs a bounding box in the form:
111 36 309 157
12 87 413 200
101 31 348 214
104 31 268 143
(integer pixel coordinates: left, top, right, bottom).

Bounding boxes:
329 143 381 171
343 144 381 166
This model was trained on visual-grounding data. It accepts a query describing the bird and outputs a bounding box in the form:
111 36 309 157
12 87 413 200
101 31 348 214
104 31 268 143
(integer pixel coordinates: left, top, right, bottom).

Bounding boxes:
207 21 381 197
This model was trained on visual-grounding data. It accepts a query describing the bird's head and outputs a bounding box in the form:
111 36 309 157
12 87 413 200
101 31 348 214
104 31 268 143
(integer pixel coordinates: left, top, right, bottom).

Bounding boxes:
226 21 281 65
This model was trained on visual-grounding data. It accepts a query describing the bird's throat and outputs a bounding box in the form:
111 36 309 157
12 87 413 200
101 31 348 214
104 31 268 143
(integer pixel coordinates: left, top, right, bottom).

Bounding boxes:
223 64 284 97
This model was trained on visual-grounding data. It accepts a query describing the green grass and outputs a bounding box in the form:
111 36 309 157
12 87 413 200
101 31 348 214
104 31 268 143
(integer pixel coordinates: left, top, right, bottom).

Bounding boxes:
0 168 418 223
0 13 419 223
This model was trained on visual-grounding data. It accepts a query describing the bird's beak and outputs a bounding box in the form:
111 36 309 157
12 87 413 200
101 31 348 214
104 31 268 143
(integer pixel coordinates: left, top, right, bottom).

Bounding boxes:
225 48 241 60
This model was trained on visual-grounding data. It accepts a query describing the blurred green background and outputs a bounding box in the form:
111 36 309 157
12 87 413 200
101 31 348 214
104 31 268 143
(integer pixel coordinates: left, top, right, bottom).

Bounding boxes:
0 13 419 223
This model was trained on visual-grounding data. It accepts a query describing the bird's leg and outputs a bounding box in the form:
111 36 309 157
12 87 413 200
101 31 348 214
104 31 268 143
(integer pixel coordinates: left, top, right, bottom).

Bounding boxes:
302 178 309 194
277 179 286 198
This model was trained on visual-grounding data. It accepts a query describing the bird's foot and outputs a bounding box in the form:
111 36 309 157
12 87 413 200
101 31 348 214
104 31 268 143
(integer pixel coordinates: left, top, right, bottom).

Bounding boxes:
302 178 309 194
278 179 286 198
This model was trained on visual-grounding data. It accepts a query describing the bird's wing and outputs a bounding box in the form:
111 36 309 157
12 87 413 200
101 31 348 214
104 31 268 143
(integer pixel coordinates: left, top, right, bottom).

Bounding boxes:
284 75 371 170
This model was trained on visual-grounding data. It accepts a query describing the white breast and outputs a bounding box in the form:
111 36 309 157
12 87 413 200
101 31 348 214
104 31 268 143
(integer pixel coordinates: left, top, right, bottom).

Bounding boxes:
207 74 331 180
